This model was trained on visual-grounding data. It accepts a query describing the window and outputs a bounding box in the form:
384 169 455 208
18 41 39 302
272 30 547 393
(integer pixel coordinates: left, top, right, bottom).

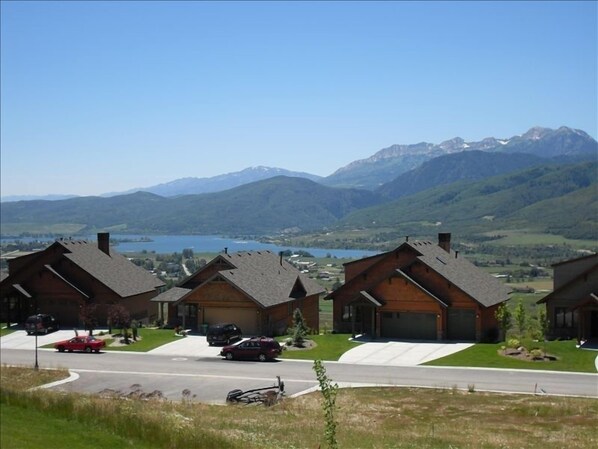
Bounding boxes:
555 307 577 329
341 305 361 322
342 305 352 322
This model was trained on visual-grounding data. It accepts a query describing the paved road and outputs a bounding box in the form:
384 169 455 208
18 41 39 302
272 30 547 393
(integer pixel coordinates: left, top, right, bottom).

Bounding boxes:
2 348 596 403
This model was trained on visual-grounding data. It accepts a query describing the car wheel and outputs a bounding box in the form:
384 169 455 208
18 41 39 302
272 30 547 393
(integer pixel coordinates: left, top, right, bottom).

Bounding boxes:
57 346 65 352
258 353 267 362
85 346 92 353
225 352 234 360
208 341 213 346
95 349 100 353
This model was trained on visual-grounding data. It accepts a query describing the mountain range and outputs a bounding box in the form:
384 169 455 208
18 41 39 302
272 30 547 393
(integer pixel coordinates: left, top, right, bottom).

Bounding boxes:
1 126 596 241
2 125 595 202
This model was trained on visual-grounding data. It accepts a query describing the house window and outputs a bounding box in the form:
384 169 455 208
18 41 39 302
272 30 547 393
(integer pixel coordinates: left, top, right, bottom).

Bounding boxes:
554 307 577 329
342 305 361 322
342 305 351 322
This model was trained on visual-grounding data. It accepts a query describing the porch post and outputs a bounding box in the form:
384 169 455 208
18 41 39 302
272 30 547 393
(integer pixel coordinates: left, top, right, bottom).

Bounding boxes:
371 307 376 340
351 305 356 338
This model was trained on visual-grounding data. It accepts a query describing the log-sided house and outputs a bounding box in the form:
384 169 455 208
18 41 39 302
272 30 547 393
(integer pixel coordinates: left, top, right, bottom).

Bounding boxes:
0 233 164 327
152 249 324 336
537 253 598 341
327 233 511 341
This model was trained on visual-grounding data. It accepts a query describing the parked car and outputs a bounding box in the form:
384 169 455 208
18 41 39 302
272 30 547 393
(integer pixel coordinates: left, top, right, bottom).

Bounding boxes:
220 337 282 362
54 335 106 353
206 323 242 346
25 314 59 335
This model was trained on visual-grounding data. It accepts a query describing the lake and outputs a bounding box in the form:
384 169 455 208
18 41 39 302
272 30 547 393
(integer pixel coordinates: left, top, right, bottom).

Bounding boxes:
1 234 377 259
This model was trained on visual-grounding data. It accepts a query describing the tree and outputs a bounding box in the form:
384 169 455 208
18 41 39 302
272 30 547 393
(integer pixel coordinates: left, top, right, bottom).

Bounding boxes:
290 308 310 347
513 300 527 337
495 303 512 341
79 303 98 336
107 304 131 343
537 307 549 342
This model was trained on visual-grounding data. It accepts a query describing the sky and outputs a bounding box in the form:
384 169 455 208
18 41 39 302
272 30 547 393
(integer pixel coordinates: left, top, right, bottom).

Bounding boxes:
1 1 596 197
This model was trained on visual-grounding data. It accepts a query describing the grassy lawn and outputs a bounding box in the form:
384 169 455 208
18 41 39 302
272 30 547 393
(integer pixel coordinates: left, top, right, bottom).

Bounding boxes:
1 366 597 449
278 333 361 361
0 323 18 337
39 328 180 352
426 339 598 373
103 327 180 352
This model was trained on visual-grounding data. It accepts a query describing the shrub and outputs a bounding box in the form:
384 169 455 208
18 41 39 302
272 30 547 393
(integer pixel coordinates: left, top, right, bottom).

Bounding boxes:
530 348 544 360
507 338 521 349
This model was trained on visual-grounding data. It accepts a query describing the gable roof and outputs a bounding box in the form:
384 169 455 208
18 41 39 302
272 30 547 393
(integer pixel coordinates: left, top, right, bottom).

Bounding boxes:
537 262 598 304
56 239 164 297
405 241 510 307
184 250 324 308
329 240 510 308
151 286 192 303
0 238 164 299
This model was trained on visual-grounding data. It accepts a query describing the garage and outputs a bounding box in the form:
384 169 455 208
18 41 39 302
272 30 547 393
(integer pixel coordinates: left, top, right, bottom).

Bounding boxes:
381 312 437 340
203 307 259 336
447 309 476 341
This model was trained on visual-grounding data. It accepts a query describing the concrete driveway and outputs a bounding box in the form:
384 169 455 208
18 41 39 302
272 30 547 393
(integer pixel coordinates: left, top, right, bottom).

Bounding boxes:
147 335 474 366
0 329 83 350
2 329 472 366
147 335 224 358
339 339 474 366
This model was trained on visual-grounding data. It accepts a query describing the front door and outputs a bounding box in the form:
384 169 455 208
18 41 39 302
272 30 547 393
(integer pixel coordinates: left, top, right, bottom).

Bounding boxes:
178 303 198 331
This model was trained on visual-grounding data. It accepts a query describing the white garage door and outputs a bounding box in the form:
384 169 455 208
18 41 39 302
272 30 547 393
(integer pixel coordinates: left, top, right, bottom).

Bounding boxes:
204 307 259 336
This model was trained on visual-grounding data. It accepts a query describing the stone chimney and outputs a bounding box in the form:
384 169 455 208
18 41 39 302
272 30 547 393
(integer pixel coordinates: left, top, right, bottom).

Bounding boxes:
438 233 451 253
97 232 110 255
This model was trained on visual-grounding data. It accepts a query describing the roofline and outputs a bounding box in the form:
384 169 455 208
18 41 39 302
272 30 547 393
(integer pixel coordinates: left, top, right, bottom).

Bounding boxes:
393 268 448 308
328 242 420 299
64 252 160 298
537 263 598 304
0 241 67 289
177 253 235 288
551 253 598 268
177 271 267 308
407 258 510 308
44 264 90 299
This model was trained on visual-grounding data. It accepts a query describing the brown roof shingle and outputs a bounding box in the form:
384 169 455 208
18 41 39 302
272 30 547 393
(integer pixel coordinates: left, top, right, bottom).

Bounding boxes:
192 250 325 308
57 239 164 297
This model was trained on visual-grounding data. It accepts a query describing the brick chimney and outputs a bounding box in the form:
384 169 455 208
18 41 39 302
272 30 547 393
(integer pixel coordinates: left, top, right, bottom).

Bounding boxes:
438 233 451 253
97 232 110 255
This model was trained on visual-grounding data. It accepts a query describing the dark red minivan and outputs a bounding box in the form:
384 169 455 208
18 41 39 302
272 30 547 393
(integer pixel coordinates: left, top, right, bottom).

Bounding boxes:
220 337 282 362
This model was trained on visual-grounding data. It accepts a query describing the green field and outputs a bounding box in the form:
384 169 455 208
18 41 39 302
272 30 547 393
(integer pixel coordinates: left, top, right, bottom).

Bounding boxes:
481 230 598 247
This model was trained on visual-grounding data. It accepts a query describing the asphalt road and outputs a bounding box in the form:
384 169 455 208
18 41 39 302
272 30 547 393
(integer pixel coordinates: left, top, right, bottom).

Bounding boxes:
2 348 597 403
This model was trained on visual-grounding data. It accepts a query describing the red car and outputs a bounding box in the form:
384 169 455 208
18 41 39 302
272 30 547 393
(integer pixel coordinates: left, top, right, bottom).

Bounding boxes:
54 336 106 353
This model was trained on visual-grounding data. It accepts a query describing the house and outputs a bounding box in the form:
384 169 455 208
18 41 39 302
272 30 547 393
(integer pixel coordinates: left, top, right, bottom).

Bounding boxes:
537 253 598 341
326 233 511 342
0 233 164 327
152 249 325 336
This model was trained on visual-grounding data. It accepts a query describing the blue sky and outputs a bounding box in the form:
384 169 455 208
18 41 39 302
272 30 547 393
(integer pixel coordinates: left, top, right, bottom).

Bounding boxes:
1 1 596 197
